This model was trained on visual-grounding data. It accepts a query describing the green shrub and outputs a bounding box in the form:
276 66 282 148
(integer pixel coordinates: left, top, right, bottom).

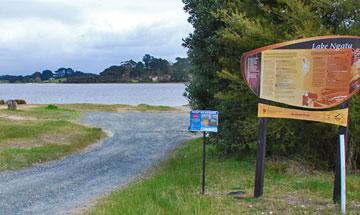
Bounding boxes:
46 104 59 110
14 99 26 105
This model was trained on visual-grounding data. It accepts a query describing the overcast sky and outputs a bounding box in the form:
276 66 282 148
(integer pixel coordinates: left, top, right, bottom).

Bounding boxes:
0 0 192 75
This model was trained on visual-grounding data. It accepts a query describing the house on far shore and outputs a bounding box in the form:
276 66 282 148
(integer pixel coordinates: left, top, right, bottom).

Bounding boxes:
150 76 159 82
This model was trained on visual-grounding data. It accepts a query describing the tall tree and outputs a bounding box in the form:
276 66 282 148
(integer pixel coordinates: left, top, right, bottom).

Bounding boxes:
41 70 53 81
183 0 360 167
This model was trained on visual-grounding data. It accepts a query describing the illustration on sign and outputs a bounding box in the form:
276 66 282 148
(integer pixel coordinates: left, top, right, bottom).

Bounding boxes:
189 110 218 132
241 36 360 109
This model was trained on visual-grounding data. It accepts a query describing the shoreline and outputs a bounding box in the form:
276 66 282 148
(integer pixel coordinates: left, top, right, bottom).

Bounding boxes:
0 82 189 85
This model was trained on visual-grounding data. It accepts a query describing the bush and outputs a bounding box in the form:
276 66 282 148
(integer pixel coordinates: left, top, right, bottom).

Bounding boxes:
14 99 26 105
46 104 59 110
0 100 4 105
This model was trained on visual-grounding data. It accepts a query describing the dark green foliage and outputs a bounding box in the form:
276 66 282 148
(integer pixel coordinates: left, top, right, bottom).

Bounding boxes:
171 58 191 82
1 54 191 83
66 54 191 83
32 72 42 82
100 65 127 77
14 99 26 105
46 104 59 110
54 68 74 78
183 0 360 169
41 70 53 81
348 95 360 170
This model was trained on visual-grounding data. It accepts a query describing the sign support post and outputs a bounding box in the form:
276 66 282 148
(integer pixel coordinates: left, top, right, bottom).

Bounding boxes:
333 102 349 204
340 134 346 214
201 132 206 195
254 108 267 198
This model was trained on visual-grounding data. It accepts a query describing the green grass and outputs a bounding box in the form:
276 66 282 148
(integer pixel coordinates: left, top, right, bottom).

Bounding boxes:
59 103 178 112
0 105 80 121
136 104 176 111
0 120 68 141
0 105 106 170
0 103 177 171
88 138 360 215
0 126 103 170
59 104 131 112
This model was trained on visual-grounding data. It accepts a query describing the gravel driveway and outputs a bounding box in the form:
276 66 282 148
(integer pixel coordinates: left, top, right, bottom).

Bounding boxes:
0 112 193 215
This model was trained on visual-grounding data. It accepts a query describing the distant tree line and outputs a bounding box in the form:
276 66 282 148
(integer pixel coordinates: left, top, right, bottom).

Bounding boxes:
0 55 191 83
0 68 93 83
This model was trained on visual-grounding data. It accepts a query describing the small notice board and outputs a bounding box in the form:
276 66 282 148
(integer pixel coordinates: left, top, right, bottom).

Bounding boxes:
189 110 218 133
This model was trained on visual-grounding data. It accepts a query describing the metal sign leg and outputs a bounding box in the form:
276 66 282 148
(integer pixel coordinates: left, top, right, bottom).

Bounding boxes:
339 134 346 214
201 132 206 195
333 102 349 203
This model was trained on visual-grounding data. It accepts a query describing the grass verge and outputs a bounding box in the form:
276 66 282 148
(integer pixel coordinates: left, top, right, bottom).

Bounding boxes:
87 138 360 215
0 105 106 171
59 103 178 112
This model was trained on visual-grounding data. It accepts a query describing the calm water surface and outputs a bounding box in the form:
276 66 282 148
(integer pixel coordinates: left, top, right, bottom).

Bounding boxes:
0 83 188 106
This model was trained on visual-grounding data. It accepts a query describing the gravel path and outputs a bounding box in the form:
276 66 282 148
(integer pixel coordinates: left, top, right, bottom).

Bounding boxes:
0 112 193 215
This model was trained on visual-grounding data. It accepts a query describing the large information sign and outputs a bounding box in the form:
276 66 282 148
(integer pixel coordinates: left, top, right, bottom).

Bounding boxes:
241 36 359 208
241 36 360 109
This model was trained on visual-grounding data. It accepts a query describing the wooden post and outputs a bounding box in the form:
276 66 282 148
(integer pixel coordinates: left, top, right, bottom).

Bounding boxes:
201 132 206 195
254 114 267 198
333 102 349 203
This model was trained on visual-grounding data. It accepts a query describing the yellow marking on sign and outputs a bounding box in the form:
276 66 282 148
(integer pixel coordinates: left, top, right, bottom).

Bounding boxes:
258 103 348 126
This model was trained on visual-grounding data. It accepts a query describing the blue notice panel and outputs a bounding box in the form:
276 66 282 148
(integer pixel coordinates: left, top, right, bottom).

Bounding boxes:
189 110 218 133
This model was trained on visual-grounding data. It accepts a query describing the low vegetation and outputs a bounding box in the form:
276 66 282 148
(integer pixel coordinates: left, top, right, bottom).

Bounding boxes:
88 138 360 214
0 103 180 171
59 103 177 112
0 105 105 170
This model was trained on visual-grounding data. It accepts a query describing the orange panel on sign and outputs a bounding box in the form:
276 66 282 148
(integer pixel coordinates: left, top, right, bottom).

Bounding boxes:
258 103 348 126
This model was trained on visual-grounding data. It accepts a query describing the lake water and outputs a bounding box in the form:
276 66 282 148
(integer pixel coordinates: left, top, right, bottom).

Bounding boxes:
0 83 188 106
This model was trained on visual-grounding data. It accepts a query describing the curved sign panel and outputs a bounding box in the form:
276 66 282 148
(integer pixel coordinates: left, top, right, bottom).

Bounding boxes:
241 36 360 109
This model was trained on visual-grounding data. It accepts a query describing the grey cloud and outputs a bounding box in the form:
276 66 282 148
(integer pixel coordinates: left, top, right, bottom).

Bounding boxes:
79 22 191 51
0 21 190 75
0 0 84 24
0 0 192 75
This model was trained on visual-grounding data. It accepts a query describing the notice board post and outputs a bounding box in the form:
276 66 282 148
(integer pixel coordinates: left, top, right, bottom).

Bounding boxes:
201 132 207 194
254 111 267 198
334 102 349 205
189 110 219 195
